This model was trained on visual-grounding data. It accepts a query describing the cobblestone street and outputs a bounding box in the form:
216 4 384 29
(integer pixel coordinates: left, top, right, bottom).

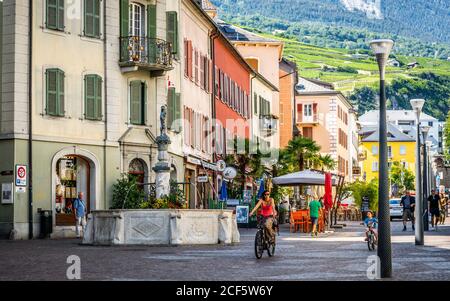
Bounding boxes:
0 220 449 281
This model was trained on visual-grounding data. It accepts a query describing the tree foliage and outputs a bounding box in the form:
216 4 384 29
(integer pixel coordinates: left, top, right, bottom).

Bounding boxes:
389 161 415 197
344 179 379 211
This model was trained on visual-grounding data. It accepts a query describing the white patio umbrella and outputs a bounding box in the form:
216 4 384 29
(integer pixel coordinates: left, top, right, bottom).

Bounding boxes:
272 170 337 186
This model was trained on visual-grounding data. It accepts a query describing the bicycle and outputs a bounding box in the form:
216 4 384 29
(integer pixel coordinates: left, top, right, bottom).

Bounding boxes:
254 215 276 259
366 222 377 251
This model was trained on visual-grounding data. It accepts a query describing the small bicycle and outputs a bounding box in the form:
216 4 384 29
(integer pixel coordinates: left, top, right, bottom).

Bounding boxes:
366 222 377 251
254 215 276 259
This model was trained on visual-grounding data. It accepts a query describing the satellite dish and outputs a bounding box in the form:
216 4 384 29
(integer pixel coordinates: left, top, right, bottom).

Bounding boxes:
216 160 226 172
223 167 237 180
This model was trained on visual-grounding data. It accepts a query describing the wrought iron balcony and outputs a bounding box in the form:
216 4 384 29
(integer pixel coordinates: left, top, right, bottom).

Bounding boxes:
119 36 173 73
259 115 278 137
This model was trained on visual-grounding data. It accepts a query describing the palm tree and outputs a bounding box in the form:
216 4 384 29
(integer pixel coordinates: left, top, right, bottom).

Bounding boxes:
312 154 336 171
284 136 321 171
224 137 264 196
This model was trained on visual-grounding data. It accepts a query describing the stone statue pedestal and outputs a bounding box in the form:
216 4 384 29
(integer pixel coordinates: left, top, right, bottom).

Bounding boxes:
153 132 171 199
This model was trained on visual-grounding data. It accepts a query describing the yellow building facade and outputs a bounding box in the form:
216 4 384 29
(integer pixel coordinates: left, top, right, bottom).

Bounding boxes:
361 141 416 183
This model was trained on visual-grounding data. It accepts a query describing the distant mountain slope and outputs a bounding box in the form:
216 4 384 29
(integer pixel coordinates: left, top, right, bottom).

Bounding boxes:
211 0 450 44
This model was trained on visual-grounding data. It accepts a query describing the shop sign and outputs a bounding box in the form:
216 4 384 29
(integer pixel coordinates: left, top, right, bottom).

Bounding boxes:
236 205 249 224
352 167 361 176
1 183 14 204
201 161 217 171
223 167 237 180
197 176 209 183
226 199 240 206
186 156 201 166
15 165 27 187
216 160 226 172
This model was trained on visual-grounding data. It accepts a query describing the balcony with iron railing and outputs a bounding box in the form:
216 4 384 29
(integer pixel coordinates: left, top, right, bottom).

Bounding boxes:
119 36 173 73
296 113 319 125
259 115 278 137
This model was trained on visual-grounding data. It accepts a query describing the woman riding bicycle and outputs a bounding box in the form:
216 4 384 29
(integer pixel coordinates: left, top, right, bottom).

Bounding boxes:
249 190 277 243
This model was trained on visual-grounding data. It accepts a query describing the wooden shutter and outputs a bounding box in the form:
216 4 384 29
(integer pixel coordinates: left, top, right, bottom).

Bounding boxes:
47 0 64 30
188 41 193 80
147 4 157 63
167 87 176 129
130 81 142 124
184 39 189 77
214 66 219 96
120 0 129 36
175 93 181 132
85 75 96 119
313 103 318 120
96 76 103 119
200 54 205 89
166 11 178 55
57 70 65 116
46 69 58 116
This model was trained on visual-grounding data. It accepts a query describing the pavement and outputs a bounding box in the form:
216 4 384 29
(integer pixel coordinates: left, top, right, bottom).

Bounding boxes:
0 218 449 281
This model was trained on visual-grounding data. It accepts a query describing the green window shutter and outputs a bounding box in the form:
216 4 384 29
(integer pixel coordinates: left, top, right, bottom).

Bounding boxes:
57 70 65 116
120 0 129 37
46 0 58 29
46 69 64 117
57 0 64 30
166 11 178 56
84 75 102 120
167 87 175 130
147 4 157 63
143 83 148 125
96 76 103 119
130 81 142 125
85 75 96 119
46 69 57 116
84 0 101 38
175 93 181 132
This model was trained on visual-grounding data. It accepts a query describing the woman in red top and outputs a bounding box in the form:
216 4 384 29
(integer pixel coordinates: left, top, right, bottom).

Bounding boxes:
250 190 277 243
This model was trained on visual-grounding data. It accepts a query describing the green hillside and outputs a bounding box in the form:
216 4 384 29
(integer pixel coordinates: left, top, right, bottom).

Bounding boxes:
235 26 450 120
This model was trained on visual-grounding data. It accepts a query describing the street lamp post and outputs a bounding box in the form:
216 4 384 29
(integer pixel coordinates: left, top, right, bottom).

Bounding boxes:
370 39 394 279
410 99 425 245
421 126 431 231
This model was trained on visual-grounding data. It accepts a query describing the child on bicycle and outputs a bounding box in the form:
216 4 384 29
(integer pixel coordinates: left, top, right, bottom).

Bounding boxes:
364 211 378 241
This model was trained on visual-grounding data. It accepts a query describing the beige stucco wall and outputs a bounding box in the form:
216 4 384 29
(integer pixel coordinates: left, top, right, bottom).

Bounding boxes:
180 0 213 162
296 93 352 181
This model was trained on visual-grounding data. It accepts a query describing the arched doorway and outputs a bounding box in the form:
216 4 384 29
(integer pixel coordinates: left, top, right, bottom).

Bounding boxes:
128 158 147 188
51 147 100 230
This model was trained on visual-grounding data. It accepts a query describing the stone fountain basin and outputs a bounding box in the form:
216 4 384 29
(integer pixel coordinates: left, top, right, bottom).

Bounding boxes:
82 209 240 246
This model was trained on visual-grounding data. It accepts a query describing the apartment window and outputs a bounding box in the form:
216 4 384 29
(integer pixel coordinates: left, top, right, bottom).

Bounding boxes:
129 2 145 37
84 74 103 120
46 0 65 31
372 145 378 155
167 87 181 132
129 81 147 125
399 145 406 155
46 68 65 117
372 162 379 172
304 104 312 117
84 0 101 38
428 121 433 127
254 93 258 115
166 11 178 56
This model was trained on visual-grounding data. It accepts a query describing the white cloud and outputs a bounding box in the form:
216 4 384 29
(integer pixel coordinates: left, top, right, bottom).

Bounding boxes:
340 0 383 20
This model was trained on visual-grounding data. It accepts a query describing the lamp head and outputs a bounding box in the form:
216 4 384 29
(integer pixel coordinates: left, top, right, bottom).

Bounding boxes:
370 39 394 56
410 98 425 113
370 39 394 79
421 125 431 134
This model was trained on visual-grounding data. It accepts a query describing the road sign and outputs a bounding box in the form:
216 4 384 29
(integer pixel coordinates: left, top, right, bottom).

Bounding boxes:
15 165 27 187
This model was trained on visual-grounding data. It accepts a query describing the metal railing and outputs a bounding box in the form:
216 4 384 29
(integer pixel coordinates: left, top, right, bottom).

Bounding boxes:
297 113 318 124
119 36 173 69
259 115 278 135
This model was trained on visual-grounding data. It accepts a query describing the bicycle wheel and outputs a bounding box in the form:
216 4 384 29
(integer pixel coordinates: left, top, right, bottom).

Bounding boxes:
267 238 276 257
367 234 374 251
254 230 264 259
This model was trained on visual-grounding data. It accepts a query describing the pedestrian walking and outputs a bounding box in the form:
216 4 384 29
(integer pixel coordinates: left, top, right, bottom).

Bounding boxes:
73 192 87 238
428 190 440 230
308 196 322 237
400 190 415 231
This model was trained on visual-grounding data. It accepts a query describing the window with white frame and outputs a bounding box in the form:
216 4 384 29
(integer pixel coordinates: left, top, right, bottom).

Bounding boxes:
399 145 406 155
372 145 378 155
372 161 379 171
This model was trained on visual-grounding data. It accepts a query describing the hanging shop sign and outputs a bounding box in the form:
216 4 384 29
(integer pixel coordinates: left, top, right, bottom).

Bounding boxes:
15 165 27 187
223 167 237 180
216 160 226 172
201 161 217 171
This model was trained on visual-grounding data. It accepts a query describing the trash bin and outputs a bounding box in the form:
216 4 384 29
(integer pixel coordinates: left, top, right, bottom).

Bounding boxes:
39 209 53 239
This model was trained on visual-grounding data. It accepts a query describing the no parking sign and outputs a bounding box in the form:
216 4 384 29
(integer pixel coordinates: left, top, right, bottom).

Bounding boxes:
15 165 27 187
